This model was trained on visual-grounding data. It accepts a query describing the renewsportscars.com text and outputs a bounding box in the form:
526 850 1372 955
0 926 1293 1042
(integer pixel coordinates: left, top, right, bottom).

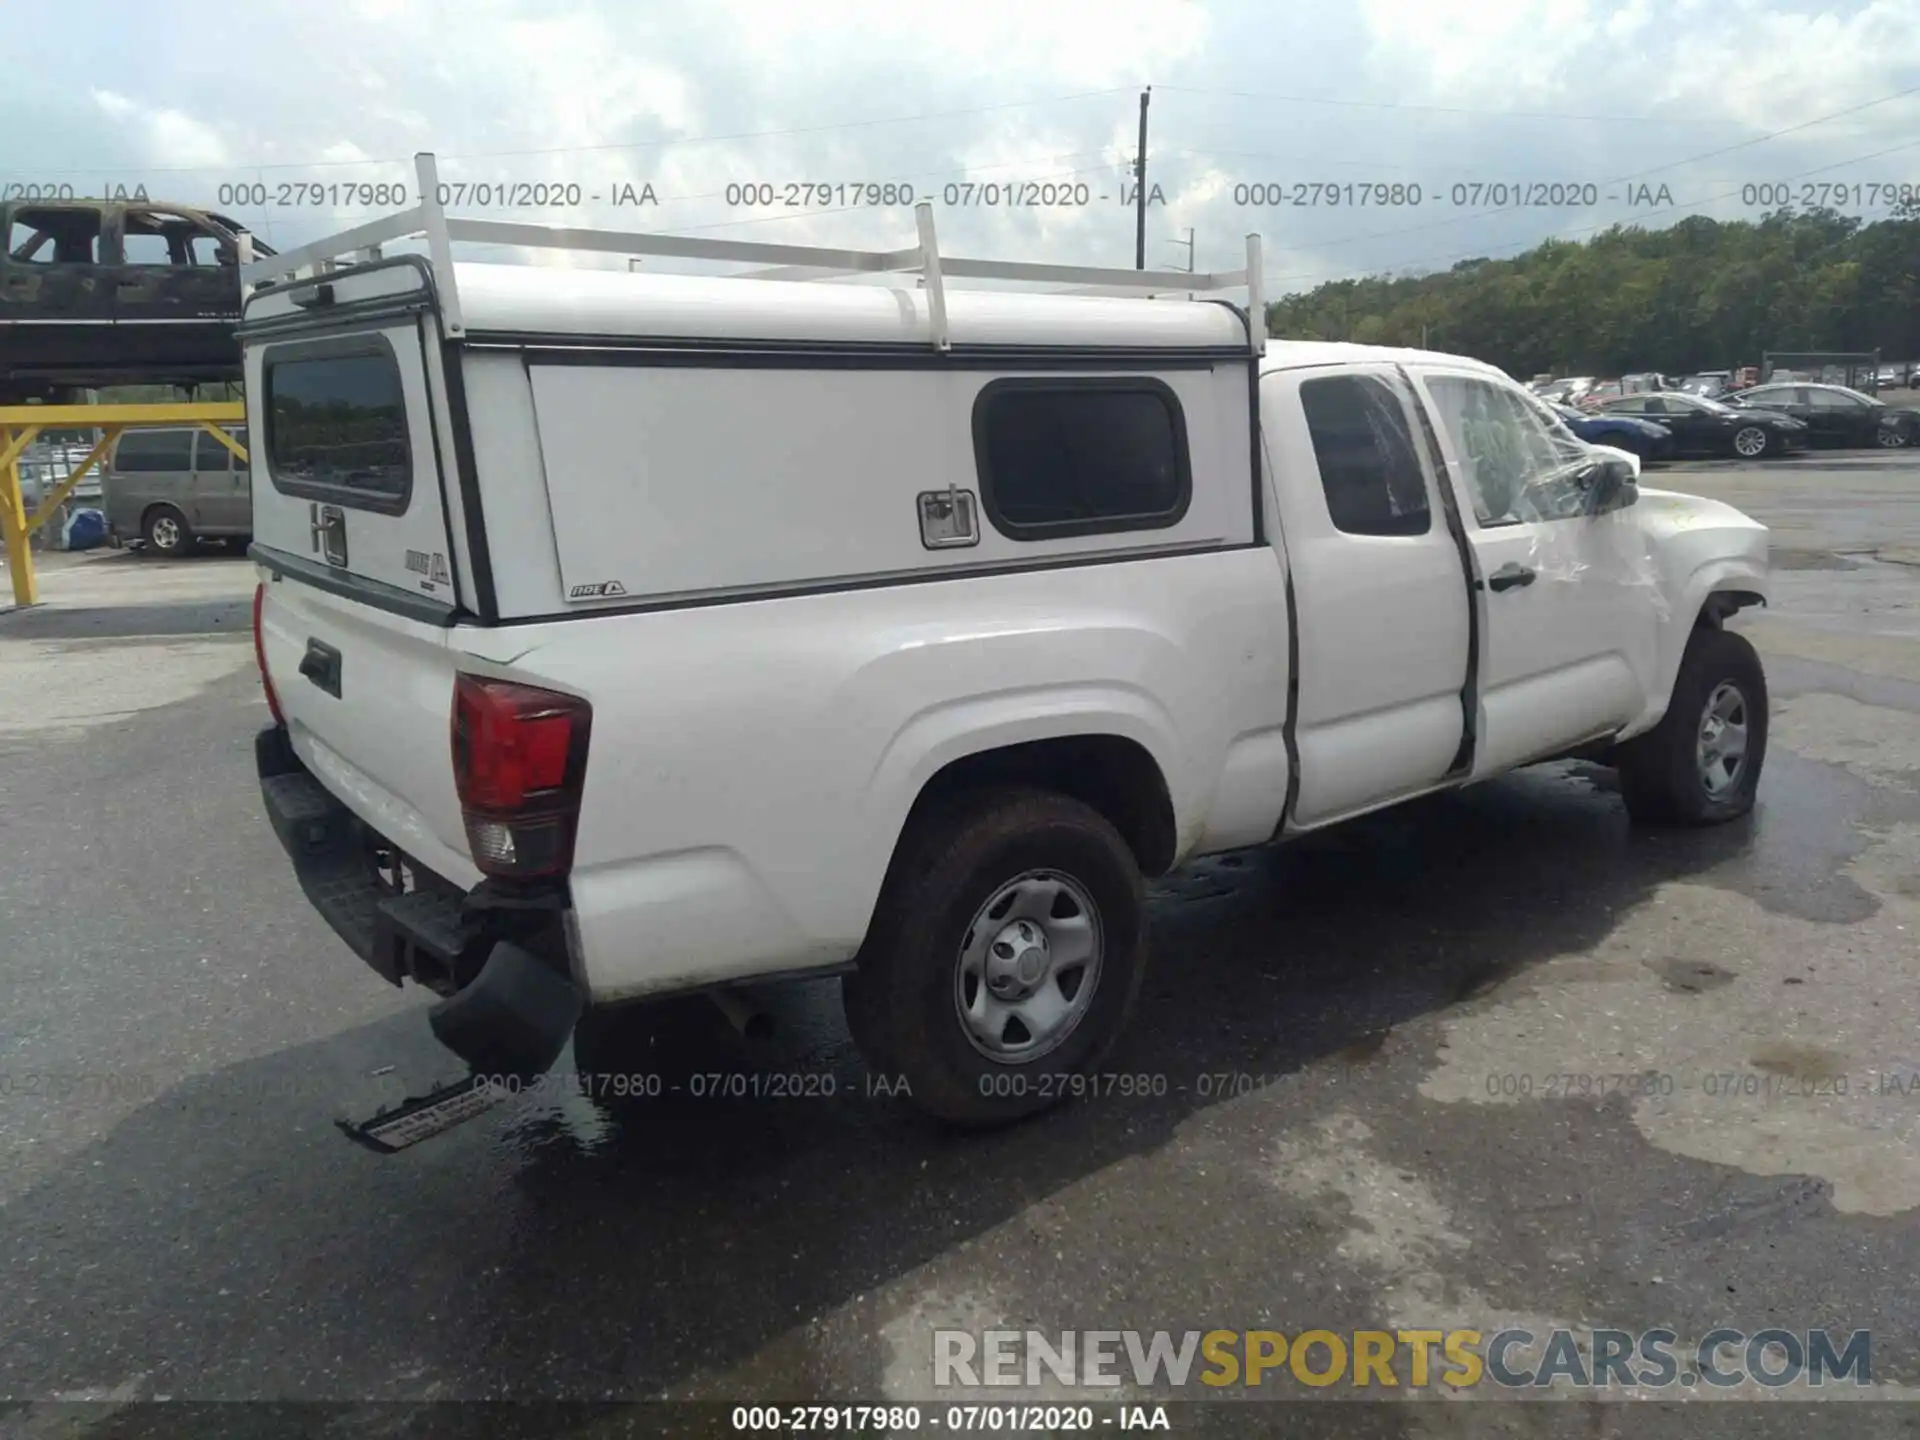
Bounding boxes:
934 1328 1872 1391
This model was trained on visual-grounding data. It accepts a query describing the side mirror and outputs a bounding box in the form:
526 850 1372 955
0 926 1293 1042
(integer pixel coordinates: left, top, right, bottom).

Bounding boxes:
1583 456 1638 514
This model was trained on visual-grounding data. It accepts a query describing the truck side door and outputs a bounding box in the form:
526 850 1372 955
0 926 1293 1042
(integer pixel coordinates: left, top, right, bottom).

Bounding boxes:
1262 364 1473 828
2 204 113 332
1411 367 1659 776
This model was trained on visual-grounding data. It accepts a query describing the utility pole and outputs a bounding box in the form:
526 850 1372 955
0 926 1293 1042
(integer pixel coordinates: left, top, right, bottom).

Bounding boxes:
1135 87 1151 269
1168 228 1194 274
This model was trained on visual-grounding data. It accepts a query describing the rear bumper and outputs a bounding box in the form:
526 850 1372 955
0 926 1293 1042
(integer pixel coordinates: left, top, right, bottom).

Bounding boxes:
257 725 583 1075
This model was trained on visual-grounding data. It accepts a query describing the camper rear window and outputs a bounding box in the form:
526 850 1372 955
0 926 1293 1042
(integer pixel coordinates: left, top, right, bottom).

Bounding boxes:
263 340 411 511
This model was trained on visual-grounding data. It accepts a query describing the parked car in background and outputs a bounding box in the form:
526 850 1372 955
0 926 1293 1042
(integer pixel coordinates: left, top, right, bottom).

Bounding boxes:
1549 402 1675 460
1531 376 1592 404
1599 392 1808 458
0 200 274 401
1577 379 1626 411
1729 382 1920 448
101 424 251 554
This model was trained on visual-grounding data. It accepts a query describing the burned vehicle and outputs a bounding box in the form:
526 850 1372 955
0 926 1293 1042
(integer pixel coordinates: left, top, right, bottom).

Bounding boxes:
0 200 275 401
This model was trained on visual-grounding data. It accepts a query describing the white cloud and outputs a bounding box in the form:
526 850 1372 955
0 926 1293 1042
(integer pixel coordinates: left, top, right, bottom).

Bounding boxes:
90 89 135 121
22 0 1920 291
89 89 230 170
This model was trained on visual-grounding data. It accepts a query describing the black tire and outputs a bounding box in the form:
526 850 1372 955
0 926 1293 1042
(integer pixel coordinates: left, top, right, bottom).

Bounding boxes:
142 505 195 558
1617 626 1768 826
842 786 1148 1126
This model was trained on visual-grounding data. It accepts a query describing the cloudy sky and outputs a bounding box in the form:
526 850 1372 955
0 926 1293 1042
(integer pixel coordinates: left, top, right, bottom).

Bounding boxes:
7 0 1920 296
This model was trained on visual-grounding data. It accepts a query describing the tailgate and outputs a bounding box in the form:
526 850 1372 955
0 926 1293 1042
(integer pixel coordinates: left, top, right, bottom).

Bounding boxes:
255 578 477 887
243 278 476 885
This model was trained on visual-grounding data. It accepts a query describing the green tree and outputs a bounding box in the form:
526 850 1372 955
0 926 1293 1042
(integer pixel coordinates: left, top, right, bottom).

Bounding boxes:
1264 209 1920 373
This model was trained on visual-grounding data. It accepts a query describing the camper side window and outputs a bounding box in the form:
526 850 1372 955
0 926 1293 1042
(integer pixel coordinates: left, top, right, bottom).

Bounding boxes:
972 379 1191 540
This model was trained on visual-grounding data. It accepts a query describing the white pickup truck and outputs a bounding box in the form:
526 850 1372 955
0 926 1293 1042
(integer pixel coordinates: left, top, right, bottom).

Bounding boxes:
241 160 1770 1140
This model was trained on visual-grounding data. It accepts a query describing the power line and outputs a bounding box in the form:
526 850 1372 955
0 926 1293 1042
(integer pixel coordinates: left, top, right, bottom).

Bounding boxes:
1151 81 1745 126
1596 83 1920 185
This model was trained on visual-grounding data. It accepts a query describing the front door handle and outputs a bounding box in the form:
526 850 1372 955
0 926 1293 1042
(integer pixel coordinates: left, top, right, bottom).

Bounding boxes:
1486 563 1536 593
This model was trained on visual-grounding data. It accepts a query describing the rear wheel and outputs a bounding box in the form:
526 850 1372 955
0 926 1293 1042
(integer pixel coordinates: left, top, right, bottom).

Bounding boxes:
1876 425 1911 449
1617 626 1768 826
142 505 195 558
842 787 1148 1125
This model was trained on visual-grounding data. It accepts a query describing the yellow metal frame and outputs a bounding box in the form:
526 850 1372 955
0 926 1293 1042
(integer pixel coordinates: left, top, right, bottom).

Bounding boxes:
1 402 247 607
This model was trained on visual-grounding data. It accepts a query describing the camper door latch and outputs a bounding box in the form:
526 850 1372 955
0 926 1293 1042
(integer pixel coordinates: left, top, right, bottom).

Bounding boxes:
918 486 979 549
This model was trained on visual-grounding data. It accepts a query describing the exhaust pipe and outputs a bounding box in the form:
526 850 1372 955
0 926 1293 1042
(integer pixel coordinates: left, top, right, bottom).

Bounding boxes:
708 985 774 1041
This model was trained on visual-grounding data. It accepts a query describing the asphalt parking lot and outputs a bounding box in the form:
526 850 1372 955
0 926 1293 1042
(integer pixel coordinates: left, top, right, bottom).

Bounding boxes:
3 452 1919 1437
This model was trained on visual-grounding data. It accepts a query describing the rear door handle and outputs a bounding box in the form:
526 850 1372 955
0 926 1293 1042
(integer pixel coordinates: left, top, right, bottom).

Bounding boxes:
1485 563 1536 593
299 639 342 697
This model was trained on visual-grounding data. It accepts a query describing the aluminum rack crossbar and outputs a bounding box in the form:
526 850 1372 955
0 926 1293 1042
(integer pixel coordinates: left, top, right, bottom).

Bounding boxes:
238 152 1267 355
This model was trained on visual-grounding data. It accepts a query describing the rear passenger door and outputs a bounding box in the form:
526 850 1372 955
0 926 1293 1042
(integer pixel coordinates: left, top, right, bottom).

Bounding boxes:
192 426 248 531
2 204 113 328
1261 365 1472 828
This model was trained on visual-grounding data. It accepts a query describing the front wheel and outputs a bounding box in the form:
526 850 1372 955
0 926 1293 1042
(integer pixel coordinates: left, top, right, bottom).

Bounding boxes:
1730 425 1772 459
842 787 1148 1125
1617 626 1768 826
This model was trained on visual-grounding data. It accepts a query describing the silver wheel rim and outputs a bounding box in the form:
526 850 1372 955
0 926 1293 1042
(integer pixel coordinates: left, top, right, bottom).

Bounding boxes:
1696 680 1750 798
1877 427 1907 448
151 516 180 549
954 869 1103 1063
1733 428 1767 457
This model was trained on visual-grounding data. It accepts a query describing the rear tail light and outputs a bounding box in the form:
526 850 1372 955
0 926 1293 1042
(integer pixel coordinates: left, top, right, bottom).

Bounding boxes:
252 582 284 724
451 674 592 881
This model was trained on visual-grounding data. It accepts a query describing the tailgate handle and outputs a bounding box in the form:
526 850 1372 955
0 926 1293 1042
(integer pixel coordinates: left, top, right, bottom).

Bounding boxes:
299 639 343 698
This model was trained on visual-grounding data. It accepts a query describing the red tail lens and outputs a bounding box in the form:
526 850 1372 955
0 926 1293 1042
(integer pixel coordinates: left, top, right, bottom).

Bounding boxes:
252 583 284 724
451 674 591 880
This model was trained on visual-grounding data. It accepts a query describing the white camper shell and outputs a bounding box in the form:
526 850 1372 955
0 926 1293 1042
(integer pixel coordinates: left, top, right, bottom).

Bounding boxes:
242 154 1772 1139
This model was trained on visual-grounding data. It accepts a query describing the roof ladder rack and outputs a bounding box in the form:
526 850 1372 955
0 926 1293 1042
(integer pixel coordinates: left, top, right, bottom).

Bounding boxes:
240 152 1268 356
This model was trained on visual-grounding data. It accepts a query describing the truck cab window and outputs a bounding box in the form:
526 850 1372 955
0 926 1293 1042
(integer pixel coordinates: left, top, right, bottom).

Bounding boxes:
121 211 201 266
1425 375 1590 526
8 210 103 264
1298 373 1431 536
